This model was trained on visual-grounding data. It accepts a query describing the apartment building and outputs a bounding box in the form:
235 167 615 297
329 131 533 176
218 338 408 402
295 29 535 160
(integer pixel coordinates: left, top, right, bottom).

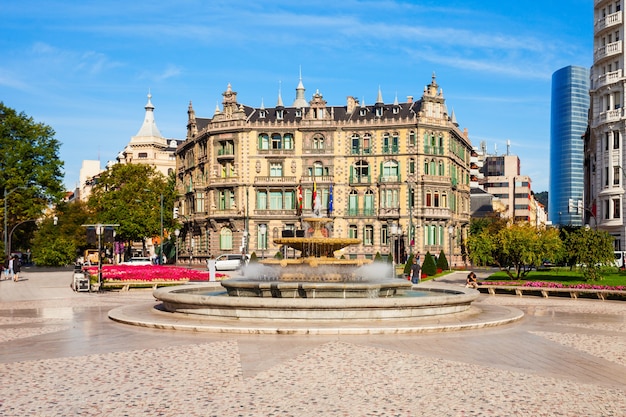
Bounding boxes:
175 75 473 266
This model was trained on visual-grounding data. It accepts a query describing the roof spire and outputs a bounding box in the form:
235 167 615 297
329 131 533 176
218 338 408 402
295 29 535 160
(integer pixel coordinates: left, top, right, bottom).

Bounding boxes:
376 85 383 104
293 66 309 107
277 80 284 107
135 91 163 138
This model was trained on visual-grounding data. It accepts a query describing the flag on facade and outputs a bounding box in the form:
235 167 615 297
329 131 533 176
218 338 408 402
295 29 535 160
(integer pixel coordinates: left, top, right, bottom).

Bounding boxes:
328 184 334 215
297 185 303 215
313 182 321 217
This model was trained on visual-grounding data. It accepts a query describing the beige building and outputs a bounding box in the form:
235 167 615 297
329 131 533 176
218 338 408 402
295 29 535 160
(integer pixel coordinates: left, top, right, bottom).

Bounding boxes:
116 93 179 178
175 75 473 266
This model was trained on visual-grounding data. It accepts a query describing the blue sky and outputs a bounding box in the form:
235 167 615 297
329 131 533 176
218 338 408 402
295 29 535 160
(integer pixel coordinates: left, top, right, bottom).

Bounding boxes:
1 0 592 192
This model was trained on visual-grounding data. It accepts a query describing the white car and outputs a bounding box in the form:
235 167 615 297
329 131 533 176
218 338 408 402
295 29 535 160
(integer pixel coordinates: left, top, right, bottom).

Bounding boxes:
212 254 249 271
121 257 153 266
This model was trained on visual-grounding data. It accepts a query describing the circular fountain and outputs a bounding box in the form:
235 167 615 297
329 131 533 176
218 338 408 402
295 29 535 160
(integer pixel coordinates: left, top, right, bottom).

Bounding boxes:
148 217 485 328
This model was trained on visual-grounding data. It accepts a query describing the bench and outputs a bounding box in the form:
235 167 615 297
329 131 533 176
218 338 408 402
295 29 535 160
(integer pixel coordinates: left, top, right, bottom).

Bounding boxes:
477 285 626 300
101 280 189 291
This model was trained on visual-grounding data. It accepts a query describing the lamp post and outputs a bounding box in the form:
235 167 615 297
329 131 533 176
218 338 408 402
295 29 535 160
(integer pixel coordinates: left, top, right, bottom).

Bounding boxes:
259 224 267 260
448 225 454 270
8 219 36 257
390 222 402 278
96 224 103 289
174 229 180 264
4 186 26 257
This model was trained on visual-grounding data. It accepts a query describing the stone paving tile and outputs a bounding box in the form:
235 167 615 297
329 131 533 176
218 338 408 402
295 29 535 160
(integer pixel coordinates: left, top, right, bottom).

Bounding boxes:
0 341 242 417
531 331 626 367
0 325 70 344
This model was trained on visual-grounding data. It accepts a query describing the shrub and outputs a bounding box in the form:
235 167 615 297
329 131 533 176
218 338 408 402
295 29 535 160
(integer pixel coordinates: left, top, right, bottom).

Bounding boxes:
403 253 415 275
422 251 437 276
374 252 384 263
437 250 449 270
274 251 284 259
249 252 259 264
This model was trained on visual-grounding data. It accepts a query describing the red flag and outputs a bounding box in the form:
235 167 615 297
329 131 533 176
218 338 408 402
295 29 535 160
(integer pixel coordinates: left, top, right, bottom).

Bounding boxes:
297 185 303 214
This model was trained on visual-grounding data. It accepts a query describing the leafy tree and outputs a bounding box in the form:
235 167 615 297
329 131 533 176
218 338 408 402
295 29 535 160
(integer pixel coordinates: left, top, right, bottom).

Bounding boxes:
436 250 448 270
31 200 92 266
87 164 175 258
468 222 564 279
563 227 615 281
374 252 383 263
422 251 437 276
0 103 65 254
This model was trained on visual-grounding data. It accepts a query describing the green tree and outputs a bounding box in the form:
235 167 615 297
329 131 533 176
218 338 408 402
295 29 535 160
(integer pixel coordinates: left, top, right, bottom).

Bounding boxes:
31 200 92 266
403 253 415 275
87 164 175 258
422 251 437 276
0 103 65 254
563 227 615 281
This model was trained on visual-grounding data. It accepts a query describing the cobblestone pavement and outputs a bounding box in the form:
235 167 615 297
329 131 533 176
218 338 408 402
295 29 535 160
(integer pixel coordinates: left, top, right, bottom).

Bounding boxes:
0 269 625 416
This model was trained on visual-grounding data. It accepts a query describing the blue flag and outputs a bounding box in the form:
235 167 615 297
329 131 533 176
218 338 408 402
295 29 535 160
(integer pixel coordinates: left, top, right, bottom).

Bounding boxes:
328 184 334 215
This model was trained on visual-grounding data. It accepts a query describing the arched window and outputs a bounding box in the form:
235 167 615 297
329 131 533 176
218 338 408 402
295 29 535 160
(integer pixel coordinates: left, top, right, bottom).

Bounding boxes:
392 132 399 153
220 228 233 250
312 161 324 177
271 133 282 149
409 130 416 145
284 133 294 150
348 190 359 216
313 133 324 149
351 133 361 154
364 189 374 215
258 133 269 150
382 132 390 153
438 161 444 176
354 160 369 183
382 160 399 179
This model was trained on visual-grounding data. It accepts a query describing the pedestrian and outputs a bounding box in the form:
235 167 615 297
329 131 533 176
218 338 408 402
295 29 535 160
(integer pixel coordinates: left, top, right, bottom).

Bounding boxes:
410 257 421 284
12 255 21 282
466 271 478 289
207 255 216 282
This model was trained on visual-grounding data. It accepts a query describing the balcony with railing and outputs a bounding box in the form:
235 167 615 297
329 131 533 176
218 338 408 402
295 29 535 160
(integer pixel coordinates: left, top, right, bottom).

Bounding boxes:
346 208 376 217
424 145 445 155
351 146 372 155
378 207 400 218
421 175 451 186
422 207 451 219
300 175 334 184
381 144 399 154
254 176 297 185
595 107 624 127
378 174 401 184
253 209 299 217
216 148 235 159
349 174 371 185
596 10 622 33
211 176 241 186
595 69 623 90
594 40 622 61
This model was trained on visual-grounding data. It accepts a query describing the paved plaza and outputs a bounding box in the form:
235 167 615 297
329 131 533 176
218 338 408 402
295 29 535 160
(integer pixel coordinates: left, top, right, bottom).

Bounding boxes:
0 268 625 416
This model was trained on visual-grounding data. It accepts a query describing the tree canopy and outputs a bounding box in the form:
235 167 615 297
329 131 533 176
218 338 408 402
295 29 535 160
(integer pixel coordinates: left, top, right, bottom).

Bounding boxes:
87 163 176 246
0 103 65 254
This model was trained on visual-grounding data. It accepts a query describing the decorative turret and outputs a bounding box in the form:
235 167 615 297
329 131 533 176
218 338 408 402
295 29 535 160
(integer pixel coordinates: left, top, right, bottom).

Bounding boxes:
135 92 163 138
186 101 197 139
292 68 309 108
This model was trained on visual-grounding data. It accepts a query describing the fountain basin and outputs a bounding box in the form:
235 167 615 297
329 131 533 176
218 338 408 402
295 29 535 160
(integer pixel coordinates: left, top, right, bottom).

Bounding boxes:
221 277 413 298
153 283 479 321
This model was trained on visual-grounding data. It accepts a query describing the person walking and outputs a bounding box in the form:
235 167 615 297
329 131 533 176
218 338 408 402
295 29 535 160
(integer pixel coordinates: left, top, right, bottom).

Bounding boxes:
12 255 21 282
410 257 421 284
5 256 14 281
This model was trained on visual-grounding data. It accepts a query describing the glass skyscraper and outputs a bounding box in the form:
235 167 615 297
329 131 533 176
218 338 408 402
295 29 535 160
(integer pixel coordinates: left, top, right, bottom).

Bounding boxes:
549 65 590 226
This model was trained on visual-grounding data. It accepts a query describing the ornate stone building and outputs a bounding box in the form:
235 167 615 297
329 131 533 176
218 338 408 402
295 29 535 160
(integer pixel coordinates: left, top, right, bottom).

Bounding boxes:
175 74 473 266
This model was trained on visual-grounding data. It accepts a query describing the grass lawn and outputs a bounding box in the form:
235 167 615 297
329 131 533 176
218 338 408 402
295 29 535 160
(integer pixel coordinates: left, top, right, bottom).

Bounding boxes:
485 267 626 288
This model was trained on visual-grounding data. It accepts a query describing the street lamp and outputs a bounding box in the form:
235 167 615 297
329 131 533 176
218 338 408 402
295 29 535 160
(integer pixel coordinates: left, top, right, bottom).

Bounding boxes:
4 186 26 257
389 222 402 278
174 229 180 264
259 224 267 260
448 225 454 270
8 219 36 257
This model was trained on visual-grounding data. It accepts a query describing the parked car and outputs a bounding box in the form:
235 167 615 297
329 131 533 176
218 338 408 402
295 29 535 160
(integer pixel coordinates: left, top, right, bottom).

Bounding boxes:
121 257 153 266
212 254 249 271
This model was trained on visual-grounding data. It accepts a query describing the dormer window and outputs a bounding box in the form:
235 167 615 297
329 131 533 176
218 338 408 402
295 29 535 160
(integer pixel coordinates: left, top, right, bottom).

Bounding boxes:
295 109 302 118
393 107 399 114
276 109 283 120
359 108 367 116
375 107 383 117
259 110 266 118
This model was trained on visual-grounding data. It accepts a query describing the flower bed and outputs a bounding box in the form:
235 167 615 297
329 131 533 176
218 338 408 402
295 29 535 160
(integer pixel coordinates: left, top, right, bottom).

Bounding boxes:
83 265 226 282
479 280 626 292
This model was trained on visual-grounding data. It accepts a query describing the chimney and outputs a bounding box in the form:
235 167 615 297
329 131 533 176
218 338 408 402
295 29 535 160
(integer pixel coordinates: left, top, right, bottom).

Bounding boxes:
407 96 413 104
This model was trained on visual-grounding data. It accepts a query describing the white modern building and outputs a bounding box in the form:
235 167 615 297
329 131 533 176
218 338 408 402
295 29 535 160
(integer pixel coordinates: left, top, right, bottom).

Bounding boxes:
587 0 626 249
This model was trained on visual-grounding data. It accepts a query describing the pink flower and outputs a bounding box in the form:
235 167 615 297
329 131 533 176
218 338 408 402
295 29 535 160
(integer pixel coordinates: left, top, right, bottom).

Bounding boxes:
84 265 226 282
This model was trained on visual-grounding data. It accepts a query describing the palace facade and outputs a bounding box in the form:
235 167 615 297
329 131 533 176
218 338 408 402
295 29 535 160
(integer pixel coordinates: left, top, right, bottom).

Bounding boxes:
175 74 473 266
